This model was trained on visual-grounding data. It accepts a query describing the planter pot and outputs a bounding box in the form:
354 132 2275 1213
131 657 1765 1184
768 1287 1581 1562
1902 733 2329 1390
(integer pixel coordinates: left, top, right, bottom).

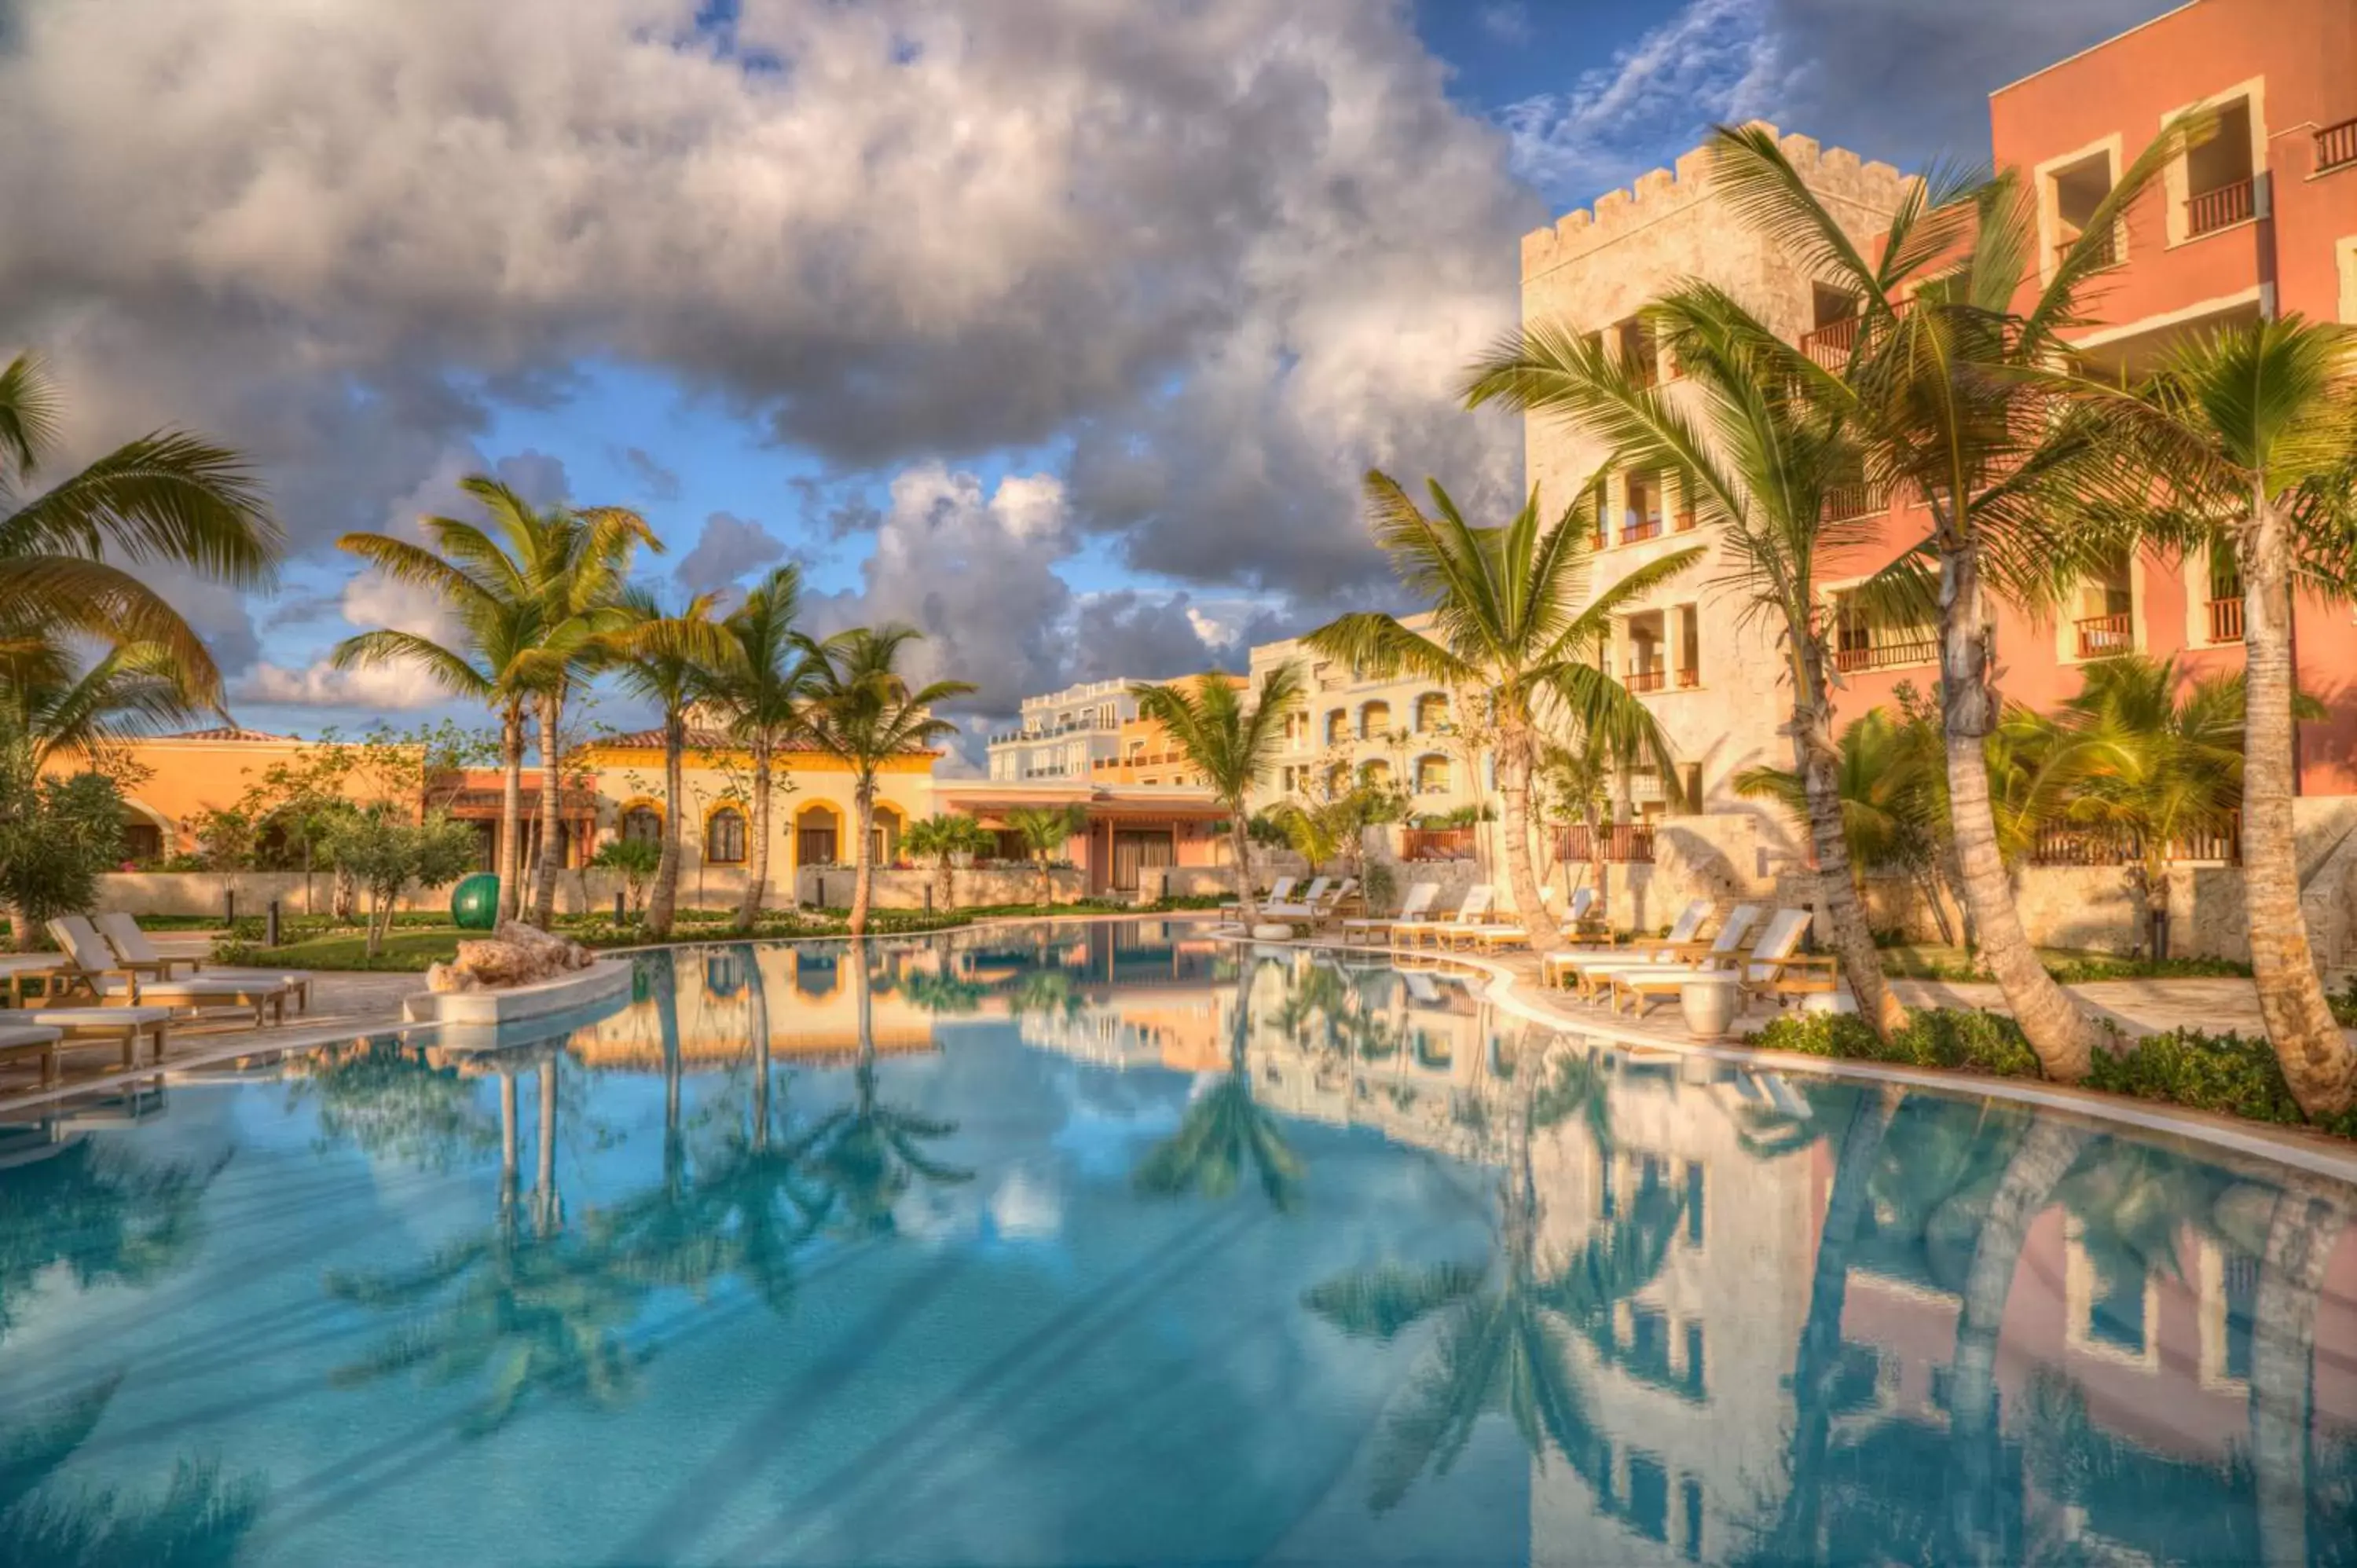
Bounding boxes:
1801 991 1858 1017
1679 976 1741 1039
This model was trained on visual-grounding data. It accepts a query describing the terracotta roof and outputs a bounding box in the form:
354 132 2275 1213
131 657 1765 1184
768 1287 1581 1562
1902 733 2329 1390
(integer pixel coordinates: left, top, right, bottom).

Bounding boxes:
588 727 940 758
161 725 298 743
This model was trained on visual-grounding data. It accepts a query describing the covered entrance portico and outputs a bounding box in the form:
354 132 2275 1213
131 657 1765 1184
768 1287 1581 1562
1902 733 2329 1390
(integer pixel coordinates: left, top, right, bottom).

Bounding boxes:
937 783 1230 898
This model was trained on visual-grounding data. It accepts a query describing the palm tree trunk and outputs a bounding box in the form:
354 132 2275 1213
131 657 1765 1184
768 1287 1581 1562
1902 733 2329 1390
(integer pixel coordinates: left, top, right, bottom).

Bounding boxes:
647 716 685 938
536 1057 559 1236
1230 808 1256 921
1494 727 1566 943
849 778 874 936
1939 540 2101 1080
530 691 564 929
2240 502 2353 1116
1794 646 1904 1037
735 745 771 934
1946 1116 2086 1563
498 1070 519 1232
2252 1171 2346 1566
1776 1085 1903 1555
497 705 524 923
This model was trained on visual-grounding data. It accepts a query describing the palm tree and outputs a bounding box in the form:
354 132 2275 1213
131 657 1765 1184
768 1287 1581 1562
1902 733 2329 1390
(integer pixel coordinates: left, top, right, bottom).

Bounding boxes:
1469 284 1904 1031
1130 665 1303 923
2051 655 2282 961
699 566 817 932
904 812 992 912
1737 708 1959 947
607 590 732 940
1305 474 1695 945
1003 804 1086 908
0 636 203 771
1699 119 2194 1079
2077 318 2357 1116
0 350 282 705
336 478 655 924
795 627 971 936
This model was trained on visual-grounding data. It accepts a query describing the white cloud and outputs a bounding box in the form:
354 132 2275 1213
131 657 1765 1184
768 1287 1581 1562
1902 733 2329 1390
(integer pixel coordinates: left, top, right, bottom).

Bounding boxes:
234 659 449 710
1478 4 1533 45
1495 0 1794 202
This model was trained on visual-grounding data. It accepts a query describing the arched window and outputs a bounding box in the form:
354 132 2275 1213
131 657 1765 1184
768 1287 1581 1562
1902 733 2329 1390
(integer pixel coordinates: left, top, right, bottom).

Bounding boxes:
1415 693 1450 733
795 804 841 866
1359 759 1393 789
1325 764 1351 797
1415 755 1451 794
706 806 748 864
621 805 662 845
1324 709 1349 745
1358 700 1391 740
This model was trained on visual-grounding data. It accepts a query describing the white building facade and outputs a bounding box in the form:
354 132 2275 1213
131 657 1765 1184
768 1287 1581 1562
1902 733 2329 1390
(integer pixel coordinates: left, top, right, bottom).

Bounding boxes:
984 678 1142 783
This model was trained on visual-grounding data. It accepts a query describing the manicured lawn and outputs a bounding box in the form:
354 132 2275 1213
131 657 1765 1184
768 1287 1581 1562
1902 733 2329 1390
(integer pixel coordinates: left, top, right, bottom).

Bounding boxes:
1875 944 2252 984
246 929 466 972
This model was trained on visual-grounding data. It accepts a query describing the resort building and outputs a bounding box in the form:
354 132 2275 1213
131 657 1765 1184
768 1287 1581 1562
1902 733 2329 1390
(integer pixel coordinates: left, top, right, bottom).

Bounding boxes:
984 678 1142 782
1245 614 1483 816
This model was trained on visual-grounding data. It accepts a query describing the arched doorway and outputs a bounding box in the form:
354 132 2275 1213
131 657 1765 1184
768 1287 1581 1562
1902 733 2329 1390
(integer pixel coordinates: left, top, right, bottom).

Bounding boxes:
795 803 841 867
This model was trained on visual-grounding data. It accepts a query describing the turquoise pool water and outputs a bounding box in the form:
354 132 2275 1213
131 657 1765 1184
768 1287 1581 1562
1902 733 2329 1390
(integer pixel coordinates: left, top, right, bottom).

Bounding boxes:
0 918 2351 1566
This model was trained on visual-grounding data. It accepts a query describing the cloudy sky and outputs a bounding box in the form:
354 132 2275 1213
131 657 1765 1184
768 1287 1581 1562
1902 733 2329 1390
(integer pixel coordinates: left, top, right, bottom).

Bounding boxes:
0 0 2175 763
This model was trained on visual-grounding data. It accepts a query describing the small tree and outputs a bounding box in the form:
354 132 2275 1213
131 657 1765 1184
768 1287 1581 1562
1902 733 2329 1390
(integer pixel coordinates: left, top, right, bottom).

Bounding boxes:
0 750 127 944
1004 805 1087 909
589 836 663 920
325 808 478 957
905 812 992 910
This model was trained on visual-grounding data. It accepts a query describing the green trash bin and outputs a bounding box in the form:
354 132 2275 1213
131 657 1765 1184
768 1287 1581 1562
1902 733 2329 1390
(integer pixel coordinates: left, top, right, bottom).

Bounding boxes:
451 873 500 932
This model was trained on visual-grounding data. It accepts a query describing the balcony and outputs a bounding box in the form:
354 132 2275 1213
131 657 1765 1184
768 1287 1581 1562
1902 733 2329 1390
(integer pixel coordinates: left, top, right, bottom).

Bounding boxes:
1799 316 1860 368
1674 507 1698 533
2187 178 2254 237
1589 529 1610 552
1824 481 1888 522
1626 667 1666 694
1676 665 1700 690
2053 229 2116 267
1622 515 1662 544
2205 596 2245 643
1832 632 1939 673
2319 117 2357 174
1555 824 1655 865
2074 612 2135 659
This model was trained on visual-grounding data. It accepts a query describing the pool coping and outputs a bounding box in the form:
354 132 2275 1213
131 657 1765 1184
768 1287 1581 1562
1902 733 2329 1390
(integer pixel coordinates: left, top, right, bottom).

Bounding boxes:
9 913 2354 1185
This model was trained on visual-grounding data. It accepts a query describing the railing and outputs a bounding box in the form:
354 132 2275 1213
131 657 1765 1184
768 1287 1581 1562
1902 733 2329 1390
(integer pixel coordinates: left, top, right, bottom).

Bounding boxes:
2205 595 2245 643
1589 530 1610 552
1824 481 1888 522
2187 178 2255 236
1832 632 1939 672
1400 826 1476 862
2318 117 2357 173
2031 813 2240 866
2074 612 2134 659
1555 824 1656 864
1676 665 1700 689
1622 515 1663 544
1626 667 1666 694
1675 507 1699 533
1800 316 1860 368
2054 229 2116 266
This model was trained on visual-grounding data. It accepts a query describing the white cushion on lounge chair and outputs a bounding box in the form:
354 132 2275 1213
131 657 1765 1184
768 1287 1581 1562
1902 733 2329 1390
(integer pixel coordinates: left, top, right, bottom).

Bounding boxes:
1616 908 1811 990
1263 875 1339 918
1342 881 1438 932
89 974 287 1002
1547 899 1715 973
19 1006 171 1033
0 1023 63 1050
46 915 119 976
1394 884 1494 941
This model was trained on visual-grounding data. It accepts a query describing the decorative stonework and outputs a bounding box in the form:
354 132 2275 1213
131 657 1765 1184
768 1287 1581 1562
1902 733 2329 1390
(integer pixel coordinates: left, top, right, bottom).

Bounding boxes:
426 920 596 994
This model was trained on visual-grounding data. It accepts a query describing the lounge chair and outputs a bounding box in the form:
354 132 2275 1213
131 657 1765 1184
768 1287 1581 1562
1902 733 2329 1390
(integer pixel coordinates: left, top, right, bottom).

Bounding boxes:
1222 876 1298 918
1541 898 1712 989
0 1022 67 1086
1392 885 1494 950
0 954 70 1007
10 1006 172 1078
1609 907 1813 1017
1340 881 1439 943
45 917 293 1028
1451 886 1563 952
1574 904 1763 1004
1259 876 1331 919
1269 877 1355 924
96 911 313 1013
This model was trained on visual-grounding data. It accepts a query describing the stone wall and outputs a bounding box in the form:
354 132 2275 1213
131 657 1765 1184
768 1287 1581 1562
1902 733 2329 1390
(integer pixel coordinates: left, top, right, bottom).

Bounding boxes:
790 865 1085 910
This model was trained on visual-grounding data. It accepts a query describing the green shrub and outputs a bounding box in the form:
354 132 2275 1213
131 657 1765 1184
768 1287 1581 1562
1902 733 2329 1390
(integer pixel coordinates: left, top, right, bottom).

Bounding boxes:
1747 1007 2357 1140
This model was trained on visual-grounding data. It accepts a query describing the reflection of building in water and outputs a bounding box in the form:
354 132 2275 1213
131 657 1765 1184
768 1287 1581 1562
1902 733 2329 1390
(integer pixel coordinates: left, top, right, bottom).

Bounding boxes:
560 945 942 1070
1014 987 1230 1074
1525 1048 1820 1566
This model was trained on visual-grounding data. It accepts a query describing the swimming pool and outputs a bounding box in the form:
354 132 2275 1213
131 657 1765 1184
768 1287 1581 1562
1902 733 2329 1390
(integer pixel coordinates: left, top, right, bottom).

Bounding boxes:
0 918 2350 1565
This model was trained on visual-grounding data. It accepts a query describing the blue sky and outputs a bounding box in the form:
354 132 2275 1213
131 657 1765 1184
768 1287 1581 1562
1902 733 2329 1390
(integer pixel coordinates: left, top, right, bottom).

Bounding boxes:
0 0 2179 760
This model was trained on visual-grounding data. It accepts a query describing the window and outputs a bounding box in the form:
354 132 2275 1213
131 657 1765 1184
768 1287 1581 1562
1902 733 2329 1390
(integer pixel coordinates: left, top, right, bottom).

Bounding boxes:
121 820 164 864
1324 709 1349 745
705 807 748 864
2070 552 2135 658
1624 471 1664 543
1830 589 1936 672
796 806 840 866
2186 98 2256 236
1617 317 1659 387
2203 549 2245 643
1624 609 1666 691
1359 759 1393 789
1413 692 1449 732
1628 1453 1670 1542
1803 285 1860 366
621 805 662 845
2049 150 2117 266
1414 755 1451 794
1677 605 1700 687
1358 699 1391 740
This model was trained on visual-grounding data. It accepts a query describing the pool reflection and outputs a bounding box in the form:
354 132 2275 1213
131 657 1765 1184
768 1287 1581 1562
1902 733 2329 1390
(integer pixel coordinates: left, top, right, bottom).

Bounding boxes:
0 921 2348 1564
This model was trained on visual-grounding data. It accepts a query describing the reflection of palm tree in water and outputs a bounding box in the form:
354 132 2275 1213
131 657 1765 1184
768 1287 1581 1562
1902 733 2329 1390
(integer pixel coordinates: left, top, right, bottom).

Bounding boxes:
1301 1046 1684 1512
2252 1171 2351 1567
803 942 973 1236
326 1047 647 1436
0 1374 266 1566
1132 956 1303 1211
